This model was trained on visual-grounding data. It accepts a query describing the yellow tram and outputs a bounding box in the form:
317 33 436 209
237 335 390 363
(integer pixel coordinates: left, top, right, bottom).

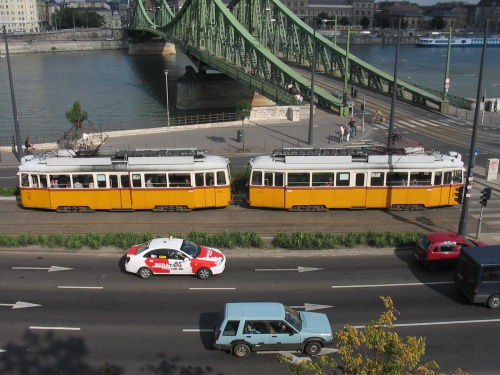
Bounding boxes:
247 147 465 211
18 148 232 212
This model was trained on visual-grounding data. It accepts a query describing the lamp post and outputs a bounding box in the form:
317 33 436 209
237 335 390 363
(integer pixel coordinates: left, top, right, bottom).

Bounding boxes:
164 70 170 127
308 18 317 145
443 27 452 101
342 28 350 116
333 15 337 46
2 26 24 160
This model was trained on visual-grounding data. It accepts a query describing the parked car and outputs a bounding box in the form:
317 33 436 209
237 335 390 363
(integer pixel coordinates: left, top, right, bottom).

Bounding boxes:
414 232 487 271
214 302 334 357
125 236 226 279
330 92 354 107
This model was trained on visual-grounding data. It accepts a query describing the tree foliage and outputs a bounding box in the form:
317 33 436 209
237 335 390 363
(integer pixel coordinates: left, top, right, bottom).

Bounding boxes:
360 16 370 29
236 101 252 124
65 100 88 127
339 17 350 26
51 8 105 29
430 16 446 30
280 297 469 375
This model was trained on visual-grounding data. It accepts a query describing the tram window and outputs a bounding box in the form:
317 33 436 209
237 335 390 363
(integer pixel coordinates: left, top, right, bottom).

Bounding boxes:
370 172 385 187
195 173 205 187
312 173 334 186
288 173 310 186
251 172 262 186
132 174 141 188
355 173 365 187
443 172 453 184
121 175 130 188
57 175 71 188
206 172 215 186
336 172 350 187
30 175 38 188
275 173 284 187
109 175 118 188
264 172 273 186
434 172 443 186
21 174 30 187
97 174 106 188
39 175 48 188
216 171 226 185
410 172 431 186
73 174 94 188
386 172 408 186
452 170 463 183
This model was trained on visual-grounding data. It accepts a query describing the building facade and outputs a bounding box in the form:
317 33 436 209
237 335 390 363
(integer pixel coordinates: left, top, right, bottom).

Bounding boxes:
0 0 48 33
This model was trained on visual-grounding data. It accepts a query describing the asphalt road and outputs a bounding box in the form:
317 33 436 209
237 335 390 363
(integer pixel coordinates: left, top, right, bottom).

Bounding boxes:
1 250 499 375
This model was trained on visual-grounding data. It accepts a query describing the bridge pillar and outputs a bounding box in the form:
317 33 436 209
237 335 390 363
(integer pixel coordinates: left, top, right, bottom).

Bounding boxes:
176 72 275 110
128 40 175 55
440 100 450 113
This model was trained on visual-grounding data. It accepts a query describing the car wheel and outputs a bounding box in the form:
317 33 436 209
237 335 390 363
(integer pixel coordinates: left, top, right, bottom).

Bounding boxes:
304 341 322 356
426 262 439 272
233 343 250 358
487 294 500 309
197 267 212 279
138 267 152 279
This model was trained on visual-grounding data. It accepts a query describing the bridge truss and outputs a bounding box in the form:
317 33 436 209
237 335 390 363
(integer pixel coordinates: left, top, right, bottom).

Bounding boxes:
126 0 447 117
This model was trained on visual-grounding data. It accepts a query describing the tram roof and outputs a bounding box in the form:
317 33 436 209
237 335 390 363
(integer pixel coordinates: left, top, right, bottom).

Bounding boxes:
249 147 464 170
19 148 230 172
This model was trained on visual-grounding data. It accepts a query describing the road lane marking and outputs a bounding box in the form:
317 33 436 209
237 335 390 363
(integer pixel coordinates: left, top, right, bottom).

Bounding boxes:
189 288 236 290
58 286 103 289
30 327 81 331
0 301 41 309
182 329 213 332
12 266 73 272
256 267 323 273
332 281 453 289
353 318 500 329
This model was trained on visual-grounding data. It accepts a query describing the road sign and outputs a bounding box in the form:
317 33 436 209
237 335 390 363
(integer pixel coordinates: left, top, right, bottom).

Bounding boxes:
445 83 450 89
475 149 479 157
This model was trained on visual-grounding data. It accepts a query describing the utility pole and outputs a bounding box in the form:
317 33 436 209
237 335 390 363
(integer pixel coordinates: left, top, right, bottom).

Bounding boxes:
2 26 24 161
458 20 489 237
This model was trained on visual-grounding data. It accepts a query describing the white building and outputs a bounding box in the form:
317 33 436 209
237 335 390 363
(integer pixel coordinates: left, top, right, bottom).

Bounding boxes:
0 0 48 33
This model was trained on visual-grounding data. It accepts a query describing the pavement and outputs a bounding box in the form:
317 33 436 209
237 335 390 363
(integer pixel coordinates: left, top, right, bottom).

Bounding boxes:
1 106 499 245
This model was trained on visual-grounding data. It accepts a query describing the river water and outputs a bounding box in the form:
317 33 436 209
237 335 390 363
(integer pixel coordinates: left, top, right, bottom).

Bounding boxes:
1 45 499 143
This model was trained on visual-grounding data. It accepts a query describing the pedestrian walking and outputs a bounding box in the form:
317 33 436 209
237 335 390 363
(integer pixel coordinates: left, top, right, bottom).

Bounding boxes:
348 117 356 137
339 125 344 143
345 127 350 142
494 99 498 112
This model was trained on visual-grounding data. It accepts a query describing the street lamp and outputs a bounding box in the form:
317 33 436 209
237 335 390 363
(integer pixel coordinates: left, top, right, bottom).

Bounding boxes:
1 26 24 160
164 70 170 127
308 17 319 145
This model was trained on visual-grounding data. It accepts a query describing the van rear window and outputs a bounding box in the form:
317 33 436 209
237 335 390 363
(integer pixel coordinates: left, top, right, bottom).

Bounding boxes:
222 320 240 336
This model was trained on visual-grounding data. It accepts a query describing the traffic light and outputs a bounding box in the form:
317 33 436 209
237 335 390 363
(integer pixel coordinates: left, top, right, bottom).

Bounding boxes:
454 186 464 204
360 104 365 111
479 187 492 206
481 96 485 102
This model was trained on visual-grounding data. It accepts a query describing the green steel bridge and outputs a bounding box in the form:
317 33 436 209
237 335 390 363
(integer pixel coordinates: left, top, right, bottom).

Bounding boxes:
125 0 448 117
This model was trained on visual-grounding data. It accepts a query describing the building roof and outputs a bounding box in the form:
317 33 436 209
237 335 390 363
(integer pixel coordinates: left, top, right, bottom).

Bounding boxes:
308 0 351 5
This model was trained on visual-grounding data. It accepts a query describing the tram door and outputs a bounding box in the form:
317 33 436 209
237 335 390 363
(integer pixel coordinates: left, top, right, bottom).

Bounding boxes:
193 172 216 208
119 174 132 209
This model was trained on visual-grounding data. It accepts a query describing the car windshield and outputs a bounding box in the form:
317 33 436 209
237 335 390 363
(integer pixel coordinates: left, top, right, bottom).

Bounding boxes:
180 240 201 258
135 241 151 255
419 236 433 252
284 305 302 332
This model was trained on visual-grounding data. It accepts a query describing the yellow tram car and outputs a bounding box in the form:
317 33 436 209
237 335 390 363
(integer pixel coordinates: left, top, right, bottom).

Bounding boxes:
247 147 465 211
18 148 232 212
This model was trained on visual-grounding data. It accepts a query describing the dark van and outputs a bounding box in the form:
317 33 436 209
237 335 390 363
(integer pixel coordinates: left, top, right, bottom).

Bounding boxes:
454 246 500 309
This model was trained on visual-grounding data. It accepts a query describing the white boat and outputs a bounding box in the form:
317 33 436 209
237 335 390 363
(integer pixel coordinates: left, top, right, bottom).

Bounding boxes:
416 36 500 47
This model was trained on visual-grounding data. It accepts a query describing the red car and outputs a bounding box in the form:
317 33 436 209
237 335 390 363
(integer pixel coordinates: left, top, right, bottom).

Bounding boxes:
414 232 487 271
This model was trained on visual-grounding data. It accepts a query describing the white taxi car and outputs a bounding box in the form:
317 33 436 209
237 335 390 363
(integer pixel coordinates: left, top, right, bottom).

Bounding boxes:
125 236 226 279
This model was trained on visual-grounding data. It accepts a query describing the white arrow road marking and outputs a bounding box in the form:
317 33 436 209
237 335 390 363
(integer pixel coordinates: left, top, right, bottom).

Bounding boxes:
58 286 103 289
30 327 81 331
289 303 334 311
12 266 73 272
0 349 6 353
255 267 323 273
189 287 236 290
0 301 41 309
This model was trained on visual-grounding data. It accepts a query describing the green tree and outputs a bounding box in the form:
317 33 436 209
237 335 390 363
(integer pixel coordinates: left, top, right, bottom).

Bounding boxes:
360 16 370 29
236 101 252 125
65 100 88 128
51 8 104 29
430 16 446 30
339 16 350 26
280 297 469 375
